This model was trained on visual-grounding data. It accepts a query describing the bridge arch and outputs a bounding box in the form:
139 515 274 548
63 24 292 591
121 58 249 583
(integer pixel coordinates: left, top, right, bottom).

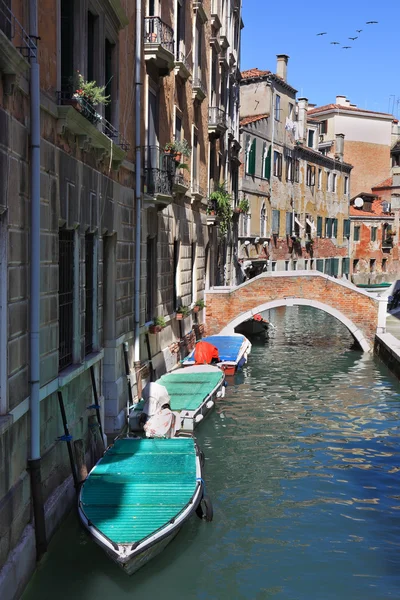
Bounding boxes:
205 271 388 353
220 297 371 352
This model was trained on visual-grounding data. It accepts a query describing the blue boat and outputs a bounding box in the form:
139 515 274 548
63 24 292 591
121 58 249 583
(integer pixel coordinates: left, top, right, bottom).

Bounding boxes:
183 333 251 375
78 437 208 575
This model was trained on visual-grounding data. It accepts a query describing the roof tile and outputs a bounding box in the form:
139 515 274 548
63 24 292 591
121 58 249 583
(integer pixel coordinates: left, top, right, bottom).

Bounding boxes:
308 104 393 118
240 113 269 126
241 68 271 79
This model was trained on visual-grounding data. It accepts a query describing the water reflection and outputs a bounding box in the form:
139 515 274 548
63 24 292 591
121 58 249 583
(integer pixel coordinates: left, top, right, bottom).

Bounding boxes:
23 307 400 600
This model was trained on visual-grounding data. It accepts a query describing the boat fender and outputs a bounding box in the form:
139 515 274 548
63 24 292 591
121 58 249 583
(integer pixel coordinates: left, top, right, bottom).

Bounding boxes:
195 414 204 423
195 495 214 522
206 400 214 409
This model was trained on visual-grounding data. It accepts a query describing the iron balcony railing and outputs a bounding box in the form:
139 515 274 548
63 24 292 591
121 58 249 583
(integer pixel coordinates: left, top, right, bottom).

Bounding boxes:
143 145 175 197
0 0 36 59
144 16 174 55
192 75 206 96
57 91 130 151
175 50 192 72
191 182 206 198
208 106 228 129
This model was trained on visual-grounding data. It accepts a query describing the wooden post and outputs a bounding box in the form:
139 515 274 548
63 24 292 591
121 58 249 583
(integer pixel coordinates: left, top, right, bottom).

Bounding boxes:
74 439 88 481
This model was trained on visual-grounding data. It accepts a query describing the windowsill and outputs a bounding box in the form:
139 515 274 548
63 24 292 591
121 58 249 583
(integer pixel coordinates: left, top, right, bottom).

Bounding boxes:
0 29 30 94
58 350 104 388
56 106 127 169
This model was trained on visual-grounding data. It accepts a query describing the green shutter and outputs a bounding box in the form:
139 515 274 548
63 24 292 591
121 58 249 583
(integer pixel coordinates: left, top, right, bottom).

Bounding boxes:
264 145 271 180
333 219 338 238
331 257 339 276
344 219 350 238
354 225 360 241
324 258 331 275
316 259 324 272
342 257 350 275
326 218 332 238
286 212 293 235
272 209 280 234
249 139 256 175
317 216 323 237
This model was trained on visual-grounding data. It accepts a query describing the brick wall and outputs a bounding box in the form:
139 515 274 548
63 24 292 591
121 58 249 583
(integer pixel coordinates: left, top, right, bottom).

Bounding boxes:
344 141 390 197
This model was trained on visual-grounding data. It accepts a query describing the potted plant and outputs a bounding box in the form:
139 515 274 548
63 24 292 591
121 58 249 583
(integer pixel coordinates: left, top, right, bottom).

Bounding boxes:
165 139 191 163
237 196 250 214
193 299 206 313
148 315 166 334
72 71 110 124
176 305 190 320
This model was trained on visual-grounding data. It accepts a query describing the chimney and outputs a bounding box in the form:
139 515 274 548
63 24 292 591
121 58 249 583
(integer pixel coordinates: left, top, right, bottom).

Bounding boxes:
335 133 345 162
336 95 347 106
297 97 309 143
276 54 289 82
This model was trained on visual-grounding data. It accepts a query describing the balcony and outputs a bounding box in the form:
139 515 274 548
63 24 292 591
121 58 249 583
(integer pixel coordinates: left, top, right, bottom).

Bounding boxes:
192 75 206 101
173 170 190 195
208 107 228 137
143 146 174 208
174 50 191 80
191 182 206 203
144 16 174 75
0 0 36 93
56 92 128 169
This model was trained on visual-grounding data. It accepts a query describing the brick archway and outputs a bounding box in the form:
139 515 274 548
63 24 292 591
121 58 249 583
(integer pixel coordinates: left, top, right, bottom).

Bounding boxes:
205 271 388 353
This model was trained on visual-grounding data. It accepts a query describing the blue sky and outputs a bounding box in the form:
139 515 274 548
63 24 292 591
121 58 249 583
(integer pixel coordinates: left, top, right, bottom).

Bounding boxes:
241 0 399 116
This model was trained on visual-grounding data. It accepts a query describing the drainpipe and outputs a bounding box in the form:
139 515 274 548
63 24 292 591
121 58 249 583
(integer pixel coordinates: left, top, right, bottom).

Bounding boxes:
133 0 142 387
268 76 275 224
29 0 47 557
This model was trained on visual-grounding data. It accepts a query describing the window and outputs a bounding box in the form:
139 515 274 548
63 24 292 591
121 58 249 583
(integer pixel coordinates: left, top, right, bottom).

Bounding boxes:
331 258 339 277
288 103 294 120
382 258 387 272
271 261 277 271
247 139 256 176
320 120 328 135
353 259 359 272
146 236 157 322
310 259 314 270
191 242 197 303
344 176 349 195
326 171 331 191
275 94 281 121
263 143 271 179
192 130 198 185
87 12 96 82
370 259 376 273
273 151 282 178
304 259 308 270
318 168 322 189
325 218 332 238
342 257 350 275
260 203 266 237
293 261 297 271
177 0 185 59
240 212 250 237
324 258 332 276
102 234 116 346
343 219 351 238
306 164 315 186
285 260 290 271
307 130 314 148
61 0 75 92
354 225 360 241
332 173 337 193
59 229 75 370
286 212 293 236
85 233 95 355
316 259 324 272
294 159 300 183
286 156 293 182
333 218 338 238
317 216 323 237
175 113 182 141
272 209 280 235
104 38 115 124
173 239 180 310
195 21 202 80
371 226 377 241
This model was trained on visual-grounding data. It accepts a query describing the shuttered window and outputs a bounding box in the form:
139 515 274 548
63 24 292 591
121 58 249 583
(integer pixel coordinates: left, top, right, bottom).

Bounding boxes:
343 219 350 238
342 257 350 275
248 138 256 175
316 259 324 272
331 258 339 276
264 145 271 180
324 258 332 275
286 212 293 235
333 218 338 238
354 225 360 241
272 210 280 235
325 218 332 238
317 216 323 237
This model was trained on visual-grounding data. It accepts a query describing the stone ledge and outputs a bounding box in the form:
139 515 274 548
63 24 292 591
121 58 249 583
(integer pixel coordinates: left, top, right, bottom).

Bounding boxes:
0 30 30 95
106 0 129 28
56 106 126 170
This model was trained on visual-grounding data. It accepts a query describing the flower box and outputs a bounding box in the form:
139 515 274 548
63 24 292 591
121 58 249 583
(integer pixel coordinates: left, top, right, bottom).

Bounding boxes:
148 325 162 334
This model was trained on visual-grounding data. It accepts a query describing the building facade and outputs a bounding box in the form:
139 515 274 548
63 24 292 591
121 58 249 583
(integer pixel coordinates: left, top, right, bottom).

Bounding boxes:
234 58 352 284
0 0 243 596
307 96 394 198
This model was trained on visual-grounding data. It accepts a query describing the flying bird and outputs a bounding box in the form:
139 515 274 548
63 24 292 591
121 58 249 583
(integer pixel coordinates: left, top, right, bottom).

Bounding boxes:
356 29 362 33
330 41 340 45
349 36 358 40
316 32 327 36
342 46 352 49
366 21 378 24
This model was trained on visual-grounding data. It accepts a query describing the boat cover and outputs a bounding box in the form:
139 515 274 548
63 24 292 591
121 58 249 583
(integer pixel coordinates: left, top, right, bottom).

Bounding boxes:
141 381 171 417
158 368 223 411
184 334 248 364
193 341 220 364
80 438 198 544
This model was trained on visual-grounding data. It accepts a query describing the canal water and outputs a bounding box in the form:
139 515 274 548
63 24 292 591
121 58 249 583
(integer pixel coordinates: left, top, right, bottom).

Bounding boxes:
23 307 400 600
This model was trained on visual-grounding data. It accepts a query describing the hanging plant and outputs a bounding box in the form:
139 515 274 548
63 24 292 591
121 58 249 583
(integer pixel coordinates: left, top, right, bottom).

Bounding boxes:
209 183 233 236
164 139 192 161
148 315 167 334
73 71 110 106
176 305 191 319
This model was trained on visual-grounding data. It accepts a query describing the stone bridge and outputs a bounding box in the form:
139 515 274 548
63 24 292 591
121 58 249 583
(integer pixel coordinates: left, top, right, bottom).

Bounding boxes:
205 271 388 352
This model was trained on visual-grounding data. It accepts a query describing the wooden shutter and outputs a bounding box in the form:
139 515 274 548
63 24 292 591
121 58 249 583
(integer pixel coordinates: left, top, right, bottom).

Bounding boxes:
316 259 324 272
342 257 350 274
331 257 339 276
249 139 256 175
317 216 323 237
333 218 338 238
264 145 271 180
343 219 350 238
286 212 293 235
272 209 280 234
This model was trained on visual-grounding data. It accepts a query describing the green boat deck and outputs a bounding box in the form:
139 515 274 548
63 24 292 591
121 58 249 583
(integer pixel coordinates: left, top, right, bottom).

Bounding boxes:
158 370 223 411
81 438 198 544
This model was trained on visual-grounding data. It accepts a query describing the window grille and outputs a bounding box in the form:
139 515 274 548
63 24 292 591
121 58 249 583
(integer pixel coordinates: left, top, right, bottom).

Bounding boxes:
85 233 94 355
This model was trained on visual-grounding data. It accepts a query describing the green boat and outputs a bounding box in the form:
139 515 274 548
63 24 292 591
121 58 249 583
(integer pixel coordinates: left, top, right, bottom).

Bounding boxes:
78 437 208 575
356 282 391 289
129 365 225 433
